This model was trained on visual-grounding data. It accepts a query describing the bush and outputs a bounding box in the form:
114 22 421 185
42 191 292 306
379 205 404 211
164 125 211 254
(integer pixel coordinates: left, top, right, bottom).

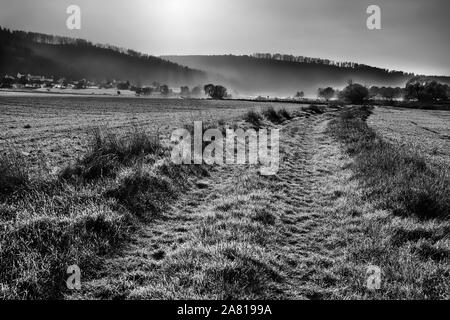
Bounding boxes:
243 110 263 127
318 87 335 101
262 107 283 123
204 84 228 100
338 83 369 104
277 108 292 120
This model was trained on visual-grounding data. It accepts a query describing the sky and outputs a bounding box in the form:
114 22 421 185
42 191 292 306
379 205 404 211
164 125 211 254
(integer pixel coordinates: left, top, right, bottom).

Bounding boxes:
0 0 449 76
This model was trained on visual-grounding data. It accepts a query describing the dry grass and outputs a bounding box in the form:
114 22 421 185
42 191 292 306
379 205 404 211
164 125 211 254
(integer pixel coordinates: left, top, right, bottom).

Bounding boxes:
59 126 163 181
368 107 450 168
324 106 450 299
243 109 263 127
110 167 175 217
302 104 326 114
1 95 448 300
0 180 132 299
0 96 300 170
74 167 287 300
328 106 449 220
277 108 293 120
0 152 30 197
0 127 207 299
262 106 284 123
243 107 294 127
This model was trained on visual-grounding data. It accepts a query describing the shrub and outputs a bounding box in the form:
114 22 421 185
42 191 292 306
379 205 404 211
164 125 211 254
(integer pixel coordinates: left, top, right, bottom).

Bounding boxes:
243 110 263 127
204 84 228 100
277 108 292 120
318 87 335 101
338 83 369 104
262 107 283 123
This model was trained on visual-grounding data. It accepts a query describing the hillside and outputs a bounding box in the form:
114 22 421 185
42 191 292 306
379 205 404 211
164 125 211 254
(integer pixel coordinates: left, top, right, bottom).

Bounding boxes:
0 28 206 86
2 27 449 96
162 55 450 97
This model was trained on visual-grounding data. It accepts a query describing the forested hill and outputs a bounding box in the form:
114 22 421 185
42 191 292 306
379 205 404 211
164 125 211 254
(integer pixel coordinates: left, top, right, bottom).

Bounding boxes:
162 55 450 97
2 27 449 96
0 28 206 86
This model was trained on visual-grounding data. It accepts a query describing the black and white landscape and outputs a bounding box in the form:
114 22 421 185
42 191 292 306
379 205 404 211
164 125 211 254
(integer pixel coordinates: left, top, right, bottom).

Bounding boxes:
0 0 449 303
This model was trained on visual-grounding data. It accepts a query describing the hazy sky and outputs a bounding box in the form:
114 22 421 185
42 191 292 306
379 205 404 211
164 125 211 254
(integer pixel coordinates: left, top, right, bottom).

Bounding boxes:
0 0 449 75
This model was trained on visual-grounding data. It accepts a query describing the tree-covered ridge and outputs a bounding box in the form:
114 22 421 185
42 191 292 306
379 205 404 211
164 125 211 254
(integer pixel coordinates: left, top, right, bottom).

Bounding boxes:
0 27 206 86
163 55 450 97
252 53 410 75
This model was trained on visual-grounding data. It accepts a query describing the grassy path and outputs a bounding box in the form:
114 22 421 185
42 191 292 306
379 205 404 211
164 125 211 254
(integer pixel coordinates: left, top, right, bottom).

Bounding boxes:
271 113 354 299
3 104 447 299
72 106 450 300
67 109 357 299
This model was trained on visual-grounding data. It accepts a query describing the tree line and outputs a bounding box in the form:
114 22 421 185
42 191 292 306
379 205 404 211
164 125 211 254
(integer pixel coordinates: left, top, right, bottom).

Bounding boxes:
0 27 206 86
315 79 450 104
252 53 414 77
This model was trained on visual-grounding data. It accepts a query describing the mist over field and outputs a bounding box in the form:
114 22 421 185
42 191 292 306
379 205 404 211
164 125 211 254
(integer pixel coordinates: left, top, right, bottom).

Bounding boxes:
162 55 418 97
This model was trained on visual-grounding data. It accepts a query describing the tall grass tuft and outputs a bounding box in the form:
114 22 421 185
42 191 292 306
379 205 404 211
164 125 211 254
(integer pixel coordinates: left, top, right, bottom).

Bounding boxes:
60 127 163 180
0 152 30 197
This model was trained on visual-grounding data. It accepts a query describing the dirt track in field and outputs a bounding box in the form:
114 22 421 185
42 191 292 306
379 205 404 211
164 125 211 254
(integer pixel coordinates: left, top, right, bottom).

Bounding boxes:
68 110 355 299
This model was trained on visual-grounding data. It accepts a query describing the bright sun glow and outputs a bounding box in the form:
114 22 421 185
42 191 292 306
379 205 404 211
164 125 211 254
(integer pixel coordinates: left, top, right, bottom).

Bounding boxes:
161 0 195 22
152 0 213 43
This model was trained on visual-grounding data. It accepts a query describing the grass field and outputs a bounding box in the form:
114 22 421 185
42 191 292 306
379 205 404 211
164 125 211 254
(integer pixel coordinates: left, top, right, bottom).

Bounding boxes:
0 96 299 171
0 96 448 299
327 106 449 298
368 107 450 168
